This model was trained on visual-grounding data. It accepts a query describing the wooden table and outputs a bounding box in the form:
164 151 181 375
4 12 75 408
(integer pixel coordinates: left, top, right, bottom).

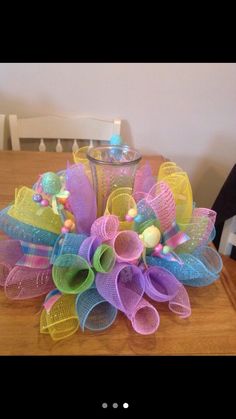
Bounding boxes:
0 151 236 355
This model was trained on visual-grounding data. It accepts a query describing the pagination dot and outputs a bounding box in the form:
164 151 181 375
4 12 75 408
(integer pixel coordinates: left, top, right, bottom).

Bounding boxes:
123 402 129 408
102 402 108 408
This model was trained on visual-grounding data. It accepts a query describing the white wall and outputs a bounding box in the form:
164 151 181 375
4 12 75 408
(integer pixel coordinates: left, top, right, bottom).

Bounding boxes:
0 63 236 208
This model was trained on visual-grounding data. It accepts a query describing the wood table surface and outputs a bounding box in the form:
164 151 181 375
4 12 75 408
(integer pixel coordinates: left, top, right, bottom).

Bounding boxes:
0 151 236 355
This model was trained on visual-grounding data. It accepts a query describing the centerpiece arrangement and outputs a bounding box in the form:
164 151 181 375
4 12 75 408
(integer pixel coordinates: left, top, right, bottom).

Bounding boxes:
0 140 223 340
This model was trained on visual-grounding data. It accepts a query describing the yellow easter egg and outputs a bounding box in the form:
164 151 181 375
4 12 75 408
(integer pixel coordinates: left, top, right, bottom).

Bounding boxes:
142 226 161 248
128 208 138 218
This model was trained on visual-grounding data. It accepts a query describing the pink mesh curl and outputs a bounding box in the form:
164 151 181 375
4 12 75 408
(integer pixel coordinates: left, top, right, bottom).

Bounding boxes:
145 181 176 232
129 298 160 335
110 230 144 263
4 266 54 300
90 215 119 241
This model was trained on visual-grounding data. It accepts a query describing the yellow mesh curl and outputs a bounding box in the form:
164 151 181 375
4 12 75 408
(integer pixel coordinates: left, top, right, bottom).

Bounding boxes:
104 187 137 231
73 146 92 183
8 187 74 234
157 162 193 225
40 294 79 341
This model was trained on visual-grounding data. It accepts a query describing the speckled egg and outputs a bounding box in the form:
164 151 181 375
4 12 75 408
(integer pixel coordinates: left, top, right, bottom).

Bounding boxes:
41 172 61 195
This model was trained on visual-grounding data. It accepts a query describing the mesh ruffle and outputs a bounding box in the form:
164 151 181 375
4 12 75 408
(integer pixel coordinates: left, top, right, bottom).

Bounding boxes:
50 233 88 264
0 206 59 246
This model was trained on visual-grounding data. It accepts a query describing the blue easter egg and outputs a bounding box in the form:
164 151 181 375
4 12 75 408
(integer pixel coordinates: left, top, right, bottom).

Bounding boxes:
134 214 143 223
109 134 122 145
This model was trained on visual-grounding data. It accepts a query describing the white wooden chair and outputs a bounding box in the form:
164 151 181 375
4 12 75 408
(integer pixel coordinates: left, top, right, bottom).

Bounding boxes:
0 114 8 150
219 216 236 256
9 115 121 152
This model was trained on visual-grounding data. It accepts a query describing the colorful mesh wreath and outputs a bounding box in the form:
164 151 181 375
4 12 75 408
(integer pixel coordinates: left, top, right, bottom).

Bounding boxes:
0 144 223 340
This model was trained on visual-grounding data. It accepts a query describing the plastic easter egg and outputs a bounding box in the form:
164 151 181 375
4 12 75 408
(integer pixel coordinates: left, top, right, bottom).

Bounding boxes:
128 208 137 218
33 193 42 203
163 245 171 254
142 225 161 248
40 199 50 207
109 134 122 145
154 243 163 254
125 214 133 222
64 219 73 229
61 226 70 234
41 172 61 195
134 214 143 223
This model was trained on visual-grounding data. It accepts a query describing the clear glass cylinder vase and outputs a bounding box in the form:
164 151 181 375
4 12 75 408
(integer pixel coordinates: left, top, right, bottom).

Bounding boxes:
87 145 142 217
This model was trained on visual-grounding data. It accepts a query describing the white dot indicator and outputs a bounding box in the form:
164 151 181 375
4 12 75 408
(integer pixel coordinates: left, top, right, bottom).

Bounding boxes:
123 402 129 408
102 403 108 408
113 403 118 408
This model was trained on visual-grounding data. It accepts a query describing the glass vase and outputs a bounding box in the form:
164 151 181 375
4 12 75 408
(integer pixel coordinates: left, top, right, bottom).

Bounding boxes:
87 145 142 216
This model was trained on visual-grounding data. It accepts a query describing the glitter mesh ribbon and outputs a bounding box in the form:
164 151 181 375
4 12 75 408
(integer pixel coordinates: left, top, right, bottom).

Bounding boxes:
8 187 74 234
145 181 176 232
40 294 79 341
135 198 157 227
52 254 94 294
50 233 88 264
66 163 97 234
4 266 54 299
176 208 217 253
146 245 222 286
76 287 117 331
0 240 23 286
0 206 59 246
96 263 145 316
157 162 193 225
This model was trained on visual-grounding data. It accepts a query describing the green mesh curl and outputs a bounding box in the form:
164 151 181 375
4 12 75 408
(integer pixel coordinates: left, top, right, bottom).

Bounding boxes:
92 244 116 273
52 254 94 294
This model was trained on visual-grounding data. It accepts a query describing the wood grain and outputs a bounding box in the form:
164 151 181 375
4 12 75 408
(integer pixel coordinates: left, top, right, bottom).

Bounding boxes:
0 151 236 355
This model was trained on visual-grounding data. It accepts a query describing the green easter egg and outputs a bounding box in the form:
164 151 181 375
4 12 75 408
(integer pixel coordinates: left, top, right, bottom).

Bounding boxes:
42 172 62 195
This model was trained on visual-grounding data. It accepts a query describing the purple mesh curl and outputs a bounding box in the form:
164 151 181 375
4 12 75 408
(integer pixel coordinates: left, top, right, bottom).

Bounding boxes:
66 163 97 234
78 236 101 264
96 263 145 316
